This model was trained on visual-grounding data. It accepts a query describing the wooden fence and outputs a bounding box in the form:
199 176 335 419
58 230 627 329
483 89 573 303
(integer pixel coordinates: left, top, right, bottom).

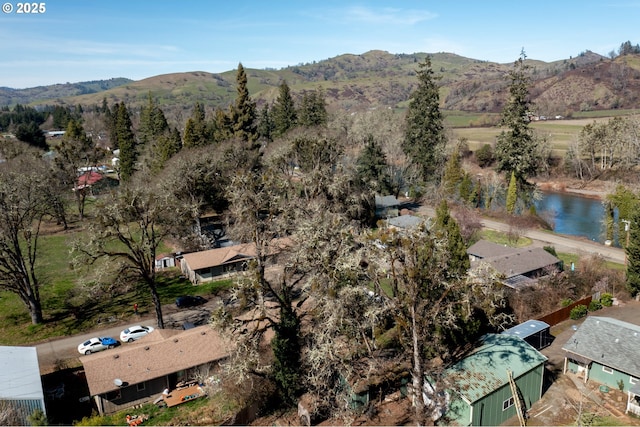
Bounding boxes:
537 295 593 327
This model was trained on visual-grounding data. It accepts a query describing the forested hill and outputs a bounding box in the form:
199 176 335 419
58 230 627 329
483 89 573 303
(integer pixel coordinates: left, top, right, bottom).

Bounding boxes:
0 78 133 107
4 49 640 117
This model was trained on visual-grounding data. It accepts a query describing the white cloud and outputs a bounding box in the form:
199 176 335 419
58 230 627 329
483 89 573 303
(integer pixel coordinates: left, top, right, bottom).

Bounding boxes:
344 6 437 25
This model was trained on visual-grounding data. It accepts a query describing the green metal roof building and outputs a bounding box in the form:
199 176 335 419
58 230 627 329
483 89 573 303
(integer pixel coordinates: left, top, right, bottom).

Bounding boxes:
441 334 547 426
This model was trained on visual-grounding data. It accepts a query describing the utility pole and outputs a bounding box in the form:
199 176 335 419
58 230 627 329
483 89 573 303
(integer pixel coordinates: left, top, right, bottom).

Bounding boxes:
622 219 631 283
622 219 631 256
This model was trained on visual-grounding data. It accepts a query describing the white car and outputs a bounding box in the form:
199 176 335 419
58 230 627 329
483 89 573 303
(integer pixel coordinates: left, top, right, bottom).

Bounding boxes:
120 325 155 342
78 337 118 355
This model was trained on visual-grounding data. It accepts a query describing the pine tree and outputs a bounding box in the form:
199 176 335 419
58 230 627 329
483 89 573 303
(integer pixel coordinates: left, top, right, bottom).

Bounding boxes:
459 172 473 203
495 50 538 186
213 107 233 143
434 200 470 277
182 102 210 148
257 104 275 142
403 56 446 182
442 147 464 196
115 102 137 182
231 63 257 143
506 170 518 214
139 93 169 145
355 135 392 194
626 208 640 296
272 80 297 137
298 88 327 127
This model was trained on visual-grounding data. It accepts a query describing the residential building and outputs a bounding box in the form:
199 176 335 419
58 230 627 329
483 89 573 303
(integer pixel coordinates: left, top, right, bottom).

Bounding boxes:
0 346 46 424
467 240 562 289
561 316 640 415
80 325 229 415
439 334 547 426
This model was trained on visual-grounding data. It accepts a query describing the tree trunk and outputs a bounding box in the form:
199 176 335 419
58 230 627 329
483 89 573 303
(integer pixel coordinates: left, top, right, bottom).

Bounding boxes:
28 297 43 325
148 280 165 329
410 302 425 424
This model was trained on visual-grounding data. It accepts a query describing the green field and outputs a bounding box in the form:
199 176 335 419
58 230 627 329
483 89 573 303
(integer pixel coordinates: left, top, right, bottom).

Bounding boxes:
0 230 233 345
448 111 640 158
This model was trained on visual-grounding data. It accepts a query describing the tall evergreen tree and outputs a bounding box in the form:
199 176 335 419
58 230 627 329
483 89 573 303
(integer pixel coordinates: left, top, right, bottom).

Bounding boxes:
298 88 328 127
355 135 392 194
231 63 258 143
213 108 234 143
272 80 297 137
139 93 169 145
115 102 137 182
506 171 518 214
442 147 464 196
257 104 275 142
402 56 447 182
495 50 538 186
434 200 470 277
182 102 210 148
626 208 640 296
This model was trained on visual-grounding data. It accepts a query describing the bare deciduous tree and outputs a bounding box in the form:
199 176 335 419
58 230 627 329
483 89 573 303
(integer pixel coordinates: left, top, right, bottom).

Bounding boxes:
0 153 54 324
72 178 197 328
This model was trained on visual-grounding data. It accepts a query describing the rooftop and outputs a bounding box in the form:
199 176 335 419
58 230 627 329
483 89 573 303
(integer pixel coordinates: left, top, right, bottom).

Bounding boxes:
80 325 231 396
562 316 640 378
444 334 547 404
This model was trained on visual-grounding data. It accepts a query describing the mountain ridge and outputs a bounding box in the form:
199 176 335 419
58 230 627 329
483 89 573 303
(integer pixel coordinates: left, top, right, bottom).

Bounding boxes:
3 50 639 117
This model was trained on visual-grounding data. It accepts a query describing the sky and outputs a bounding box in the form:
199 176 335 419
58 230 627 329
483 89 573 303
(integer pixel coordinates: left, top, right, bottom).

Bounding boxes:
1 0 639 89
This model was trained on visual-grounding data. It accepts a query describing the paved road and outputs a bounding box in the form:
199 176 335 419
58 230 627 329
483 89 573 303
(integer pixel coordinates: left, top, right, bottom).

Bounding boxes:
35 299 221 375
418 205 625 264
480 216 625 264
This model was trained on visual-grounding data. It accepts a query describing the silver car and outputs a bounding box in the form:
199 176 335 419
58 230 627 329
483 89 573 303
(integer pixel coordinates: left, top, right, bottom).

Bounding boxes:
120 325 155 342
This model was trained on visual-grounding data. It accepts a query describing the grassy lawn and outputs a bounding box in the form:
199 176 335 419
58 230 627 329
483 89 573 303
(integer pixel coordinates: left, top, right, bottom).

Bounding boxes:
0 229 234 346
556 251 625 272
478 229 532 247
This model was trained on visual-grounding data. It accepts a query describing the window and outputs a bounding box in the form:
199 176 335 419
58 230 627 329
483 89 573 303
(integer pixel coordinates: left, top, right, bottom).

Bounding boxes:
137 382 146 392
502 396 515 411
631 377 639 385
602 366 613 374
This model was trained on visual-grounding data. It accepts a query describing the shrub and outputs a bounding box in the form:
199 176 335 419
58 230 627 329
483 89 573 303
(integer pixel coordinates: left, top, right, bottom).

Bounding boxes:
570 304 588 319
543 246 558 257
588 300 602 311
600 293 614 307
561 298 574 307
475 144 495 167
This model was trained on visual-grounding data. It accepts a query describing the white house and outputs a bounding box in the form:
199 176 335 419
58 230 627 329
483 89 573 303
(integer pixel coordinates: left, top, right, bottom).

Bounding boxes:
0 346 46 424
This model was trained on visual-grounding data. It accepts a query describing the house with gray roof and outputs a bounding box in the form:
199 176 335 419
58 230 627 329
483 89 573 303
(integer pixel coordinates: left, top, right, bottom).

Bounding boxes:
438 334 547 426
386 214 424 230
80 325 230 415
0 346 46 424
467 241 562 290
561 316 640 415
375 195 400 218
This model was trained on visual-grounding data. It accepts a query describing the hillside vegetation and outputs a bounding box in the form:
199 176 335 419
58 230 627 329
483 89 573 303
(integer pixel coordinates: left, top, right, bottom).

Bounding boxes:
5 50 640 120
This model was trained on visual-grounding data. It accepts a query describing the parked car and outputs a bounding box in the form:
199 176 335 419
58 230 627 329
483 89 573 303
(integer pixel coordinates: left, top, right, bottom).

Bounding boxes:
120 325 155 342
175 295 207 308
78 337 118 355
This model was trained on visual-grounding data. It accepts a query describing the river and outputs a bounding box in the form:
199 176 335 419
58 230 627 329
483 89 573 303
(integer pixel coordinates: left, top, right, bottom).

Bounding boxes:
535 191 606 243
